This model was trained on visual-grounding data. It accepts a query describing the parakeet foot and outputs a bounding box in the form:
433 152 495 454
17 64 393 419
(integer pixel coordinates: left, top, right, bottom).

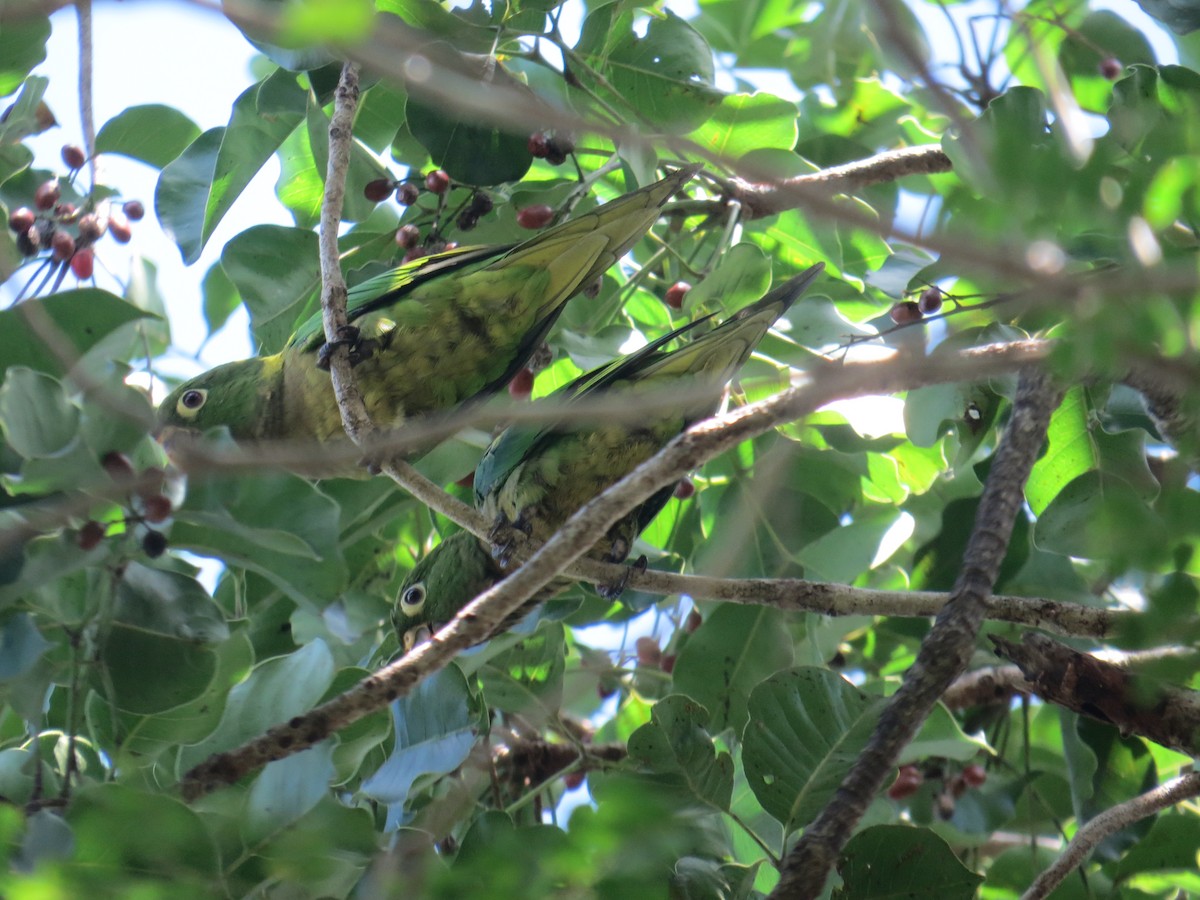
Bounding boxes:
316 325 378 371
596 554 647 600
488 512 532 568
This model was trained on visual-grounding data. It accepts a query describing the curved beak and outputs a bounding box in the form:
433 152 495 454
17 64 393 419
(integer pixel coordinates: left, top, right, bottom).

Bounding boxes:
402 624 434 654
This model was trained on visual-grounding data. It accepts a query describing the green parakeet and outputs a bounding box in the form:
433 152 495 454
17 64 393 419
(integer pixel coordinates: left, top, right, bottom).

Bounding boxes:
393 263 825 651
155 165 700 474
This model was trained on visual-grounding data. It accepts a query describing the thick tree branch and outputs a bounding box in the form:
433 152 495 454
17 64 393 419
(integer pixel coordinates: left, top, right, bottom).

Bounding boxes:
992 632 1200 756
1021 772 1200 900
771 368 1063 900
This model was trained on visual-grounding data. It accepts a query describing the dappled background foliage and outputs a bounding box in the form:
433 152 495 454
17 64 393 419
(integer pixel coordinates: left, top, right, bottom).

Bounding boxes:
2 0 1200 896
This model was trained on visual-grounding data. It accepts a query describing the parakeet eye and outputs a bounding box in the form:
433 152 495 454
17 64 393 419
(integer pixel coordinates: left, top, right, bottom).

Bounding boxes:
400 583 426 615
176 389 208 419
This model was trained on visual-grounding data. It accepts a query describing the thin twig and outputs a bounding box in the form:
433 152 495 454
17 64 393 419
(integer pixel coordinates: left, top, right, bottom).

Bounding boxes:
75 0 97 185
1021 773 1200 900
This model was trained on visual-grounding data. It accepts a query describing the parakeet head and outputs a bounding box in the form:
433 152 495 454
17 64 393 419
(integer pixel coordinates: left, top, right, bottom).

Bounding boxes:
156 357 280 443
393 530 499 653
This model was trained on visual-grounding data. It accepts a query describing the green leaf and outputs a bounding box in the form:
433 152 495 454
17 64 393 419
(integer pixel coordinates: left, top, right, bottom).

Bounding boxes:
172 470 347 607
688 92 798 159
1026 386 1098 516
0 291 154 378
177 639 336 771
683 242 772 316
244 742 337 844
1035 470 1169 564
604 11 723 133
672 603 794 733
95 104 202 169
201 259 241 338
479 625 565 717
0 368 78 458
0 17 50 97
0 612 49 680
0 75 48 146
220 225 320 352
66 783 219 886
361 666 476 824
1133 0 1200 33
742 667 882 834
833 825 984 898
404 55 534 186
156 70 307 263
1115 813 1200 878
627 694 733 810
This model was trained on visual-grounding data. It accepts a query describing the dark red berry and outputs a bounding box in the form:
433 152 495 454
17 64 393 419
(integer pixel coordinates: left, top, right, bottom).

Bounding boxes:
141 530 168 558
34 179 60 211
70 248 94 279
101 451 136 480
544 134 573 166
364 178 393 202
78 520 105 550
455 470 475 489
54 202 76 220
660 653 676 674
1099 58 1123 80
109 213 132 244
141 494 173 524
50 230 75 262
673 478 695 499
635 636 661 667
684 609 702 633
456 210 479 232
396 182 420 205
8 207 34 233
516 204 554 230
917 287 943 315
77 213 105 241
961 764 987 787
443 241 458 251
469 192 493 215
563 771 586 790
122 200 145 221
887 765 924 800
584 277 603 299
396 223 421 249
62 144 87 170
402 246 427 264
597 682 618 700
889 301 922 325
664 281 691 309
508 367 534 400
424 170 450 194
527 132 549 158
16 226 41 256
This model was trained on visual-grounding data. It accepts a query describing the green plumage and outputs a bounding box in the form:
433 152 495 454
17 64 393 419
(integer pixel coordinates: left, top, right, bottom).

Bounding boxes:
392 264 825 651
155 166 699 473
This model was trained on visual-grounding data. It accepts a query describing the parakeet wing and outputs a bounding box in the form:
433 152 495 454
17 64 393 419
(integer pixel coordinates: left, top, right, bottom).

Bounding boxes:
289 245 511 352
472 312 718 505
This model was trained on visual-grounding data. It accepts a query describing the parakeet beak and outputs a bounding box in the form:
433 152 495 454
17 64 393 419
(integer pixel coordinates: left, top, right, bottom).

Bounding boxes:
402 624 434 653
155 425 201 471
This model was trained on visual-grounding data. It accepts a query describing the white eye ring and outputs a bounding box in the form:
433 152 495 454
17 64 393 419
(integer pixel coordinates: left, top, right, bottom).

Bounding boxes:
176 388 208 419
400 583 426 615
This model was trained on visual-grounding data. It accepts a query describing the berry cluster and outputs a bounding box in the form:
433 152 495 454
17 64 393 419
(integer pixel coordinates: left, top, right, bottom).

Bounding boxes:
527 132 575 166
888 286 944 325
8 144 145 287
76 451 175 558
887 760 988 819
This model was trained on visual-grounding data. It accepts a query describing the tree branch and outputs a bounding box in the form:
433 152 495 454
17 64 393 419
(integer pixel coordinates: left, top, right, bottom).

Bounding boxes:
317 63 374 444
727 146 953 219
1021 772 1200 900
992 632 1200 757
770 368 1063 899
